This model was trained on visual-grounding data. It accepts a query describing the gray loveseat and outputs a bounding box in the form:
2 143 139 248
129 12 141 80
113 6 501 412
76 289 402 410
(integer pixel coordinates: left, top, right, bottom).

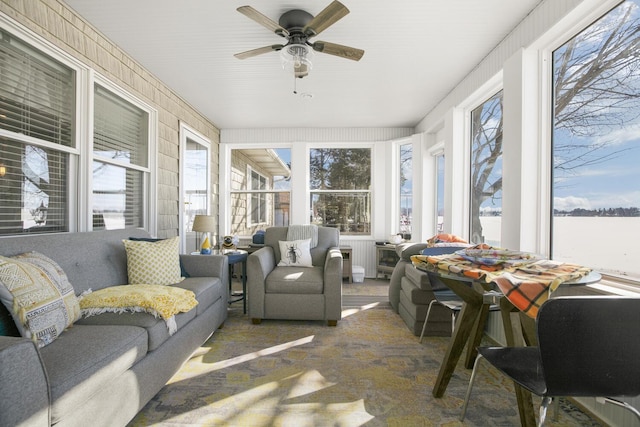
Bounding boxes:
0 228 228 427
389 243 463 336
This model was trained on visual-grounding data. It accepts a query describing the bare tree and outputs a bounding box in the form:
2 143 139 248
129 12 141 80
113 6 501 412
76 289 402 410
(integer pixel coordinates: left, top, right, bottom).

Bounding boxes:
470 0 640 242
470 92 503 243
553 1 640 175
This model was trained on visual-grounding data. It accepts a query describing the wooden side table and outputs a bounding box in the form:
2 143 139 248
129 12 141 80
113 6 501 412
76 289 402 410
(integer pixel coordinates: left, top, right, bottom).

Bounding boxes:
340 246 352 283
375 244 399 279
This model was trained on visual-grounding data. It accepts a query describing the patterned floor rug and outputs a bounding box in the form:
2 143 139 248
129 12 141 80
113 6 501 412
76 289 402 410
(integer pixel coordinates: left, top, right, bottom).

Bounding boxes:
129 305 601 426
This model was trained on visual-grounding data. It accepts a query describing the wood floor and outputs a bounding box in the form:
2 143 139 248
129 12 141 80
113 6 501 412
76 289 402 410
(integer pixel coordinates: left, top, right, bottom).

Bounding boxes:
342 277 390 307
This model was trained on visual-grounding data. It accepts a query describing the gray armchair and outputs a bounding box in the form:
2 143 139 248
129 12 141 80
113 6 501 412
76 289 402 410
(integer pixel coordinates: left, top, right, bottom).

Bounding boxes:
247 226 343 326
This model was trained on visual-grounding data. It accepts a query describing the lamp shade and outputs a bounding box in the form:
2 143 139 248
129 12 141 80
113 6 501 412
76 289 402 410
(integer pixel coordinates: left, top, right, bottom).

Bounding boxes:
192 215 216 233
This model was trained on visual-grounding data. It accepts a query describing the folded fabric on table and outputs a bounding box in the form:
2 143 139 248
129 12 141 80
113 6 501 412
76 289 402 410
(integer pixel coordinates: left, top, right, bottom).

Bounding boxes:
411 246 591 318
79 284 198 334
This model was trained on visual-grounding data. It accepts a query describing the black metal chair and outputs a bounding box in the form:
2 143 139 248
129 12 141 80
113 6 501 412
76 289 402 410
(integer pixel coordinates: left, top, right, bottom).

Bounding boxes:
461 296 640 426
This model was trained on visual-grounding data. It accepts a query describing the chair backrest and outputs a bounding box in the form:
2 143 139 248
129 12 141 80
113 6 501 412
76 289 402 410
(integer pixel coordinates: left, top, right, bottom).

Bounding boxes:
264 226 339 267
537 296 640 397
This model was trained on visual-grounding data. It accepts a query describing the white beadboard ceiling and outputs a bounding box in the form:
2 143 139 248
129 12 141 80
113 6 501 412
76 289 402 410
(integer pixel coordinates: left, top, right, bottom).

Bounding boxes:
62 0 542 130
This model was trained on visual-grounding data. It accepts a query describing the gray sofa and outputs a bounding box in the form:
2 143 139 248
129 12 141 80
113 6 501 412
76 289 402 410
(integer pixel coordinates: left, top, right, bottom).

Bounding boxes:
389 243 461 336
0 228 228 427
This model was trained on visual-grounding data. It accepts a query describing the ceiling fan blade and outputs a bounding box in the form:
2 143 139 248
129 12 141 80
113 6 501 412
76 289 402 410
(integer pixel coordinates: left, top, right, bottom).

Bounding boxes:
234 44 284 60
312 41 364 61
303 1 350 37
237 6 289 37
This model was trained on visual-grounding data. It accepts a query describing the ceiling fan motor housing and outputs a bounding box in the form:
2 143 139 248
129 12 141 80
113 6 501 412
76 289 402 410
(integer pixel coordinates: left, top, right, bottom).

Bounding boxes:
278 9 314 34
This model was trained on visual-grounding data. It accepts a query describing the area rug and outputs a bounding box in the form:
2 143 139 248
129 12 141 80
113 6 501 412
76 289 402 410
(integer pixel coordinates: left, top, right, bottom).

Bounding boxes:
129 305 601 426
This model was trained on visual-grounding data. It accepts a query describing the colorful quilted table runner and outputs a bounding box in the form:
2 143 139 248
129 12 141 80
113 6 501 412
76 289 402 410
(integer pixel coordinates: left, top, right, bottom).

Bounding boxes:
411 245 592 318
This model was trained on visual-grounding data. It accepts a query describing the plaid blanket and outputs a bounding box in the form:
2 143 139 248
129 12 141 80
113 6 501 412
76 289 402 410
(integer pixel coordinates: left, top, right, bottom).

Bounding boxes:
411 253 592 318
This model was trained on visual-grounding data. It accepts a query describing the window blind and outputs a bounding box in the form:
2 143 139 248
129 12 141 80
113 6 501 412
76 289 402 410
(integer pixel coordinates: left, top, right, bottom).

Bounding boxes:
94 84 148 167
0 29 74 147
93 84 148 230
0 28 73 235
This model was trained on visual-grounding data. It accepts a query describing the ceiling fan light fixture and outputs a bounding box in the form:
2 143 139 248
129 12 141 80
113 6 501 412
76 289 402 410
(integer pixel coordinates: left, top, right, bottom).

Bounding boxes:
280 43 313 77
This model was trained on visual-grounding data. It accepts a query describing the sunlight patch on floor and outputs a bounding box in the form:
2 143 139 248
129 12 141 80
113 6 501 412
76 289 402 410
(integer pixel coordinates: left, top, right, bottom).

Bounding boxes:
178 335 316 379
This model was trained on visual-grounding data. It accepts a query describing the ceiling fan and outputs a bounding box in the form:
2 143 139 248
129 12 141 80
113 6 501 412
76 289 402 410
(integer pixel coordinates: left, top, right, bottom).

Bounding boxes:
234 1 364 78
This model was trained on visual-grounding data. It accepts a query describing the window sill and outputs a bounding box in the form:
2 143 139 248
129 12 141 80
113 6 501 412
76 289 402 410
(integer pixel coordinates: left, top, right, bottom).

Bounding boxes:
555 274 640 297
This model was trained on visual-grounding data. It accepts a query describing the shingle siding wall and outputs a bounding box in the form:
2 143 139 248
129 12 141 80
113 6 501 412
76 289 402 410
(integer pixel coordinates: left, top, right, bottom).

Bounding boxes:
0 0 220 238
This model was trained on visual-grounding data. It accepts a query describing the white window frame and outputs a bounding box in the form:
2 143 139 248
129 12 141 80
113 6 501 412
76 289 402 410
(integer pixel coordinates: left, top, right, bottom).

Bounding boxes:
0 15 85 233
179 122 211 253
0 15 157 235
539 0 639 282
308 143 374 236
247 166 269 227
89 73 157 234
449 74 503 241
429 143 445 234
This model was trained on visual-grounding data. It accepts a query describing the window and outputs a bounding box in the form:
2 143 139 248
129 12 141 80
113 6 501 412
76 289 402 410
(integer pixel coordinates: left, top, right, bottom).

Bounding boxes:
0 24 155 236
249 169 267 225
435 153 445 233
180 125 211 253
0 28 75 234
551 0 640 280
92 83 150 230
470 91 503 246
229 148 291 236
310 148 371 235
399 143 412 238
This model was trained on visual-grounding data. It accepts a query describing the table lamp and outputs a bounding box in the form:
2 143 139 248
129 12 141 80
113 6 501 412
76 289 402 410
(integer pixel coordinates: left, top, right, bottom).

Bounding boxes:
191 214 216 254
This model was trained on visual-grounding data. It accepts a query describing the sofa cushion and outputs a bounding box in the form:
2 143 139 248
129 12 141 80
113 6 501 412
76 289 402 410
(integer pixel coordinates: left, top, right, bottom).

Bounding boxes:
404 264 434 290
79 284 198 334
0 252 81 347
75 280 217 351
398 291 452 337
75 308 196 352
266 266 324 294
123 237 184 286
401 277 436 305
39 324 147 424
175 277 224 316
277 239 313 267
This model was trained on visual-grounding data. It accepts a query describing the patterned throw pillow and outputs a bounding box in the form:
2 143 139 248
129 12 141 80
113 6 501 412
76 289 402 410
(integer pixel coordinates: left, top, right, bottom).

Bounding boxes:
128 237 190 278
278 239 313 267
123 236 184 286
0 252 81 348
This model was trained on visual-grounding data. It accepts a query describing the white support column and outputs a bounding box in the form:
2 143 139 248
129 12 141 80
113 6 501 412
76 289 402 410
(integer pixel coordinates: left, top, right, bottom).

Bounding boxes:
445 107 468 238
502 47 545 254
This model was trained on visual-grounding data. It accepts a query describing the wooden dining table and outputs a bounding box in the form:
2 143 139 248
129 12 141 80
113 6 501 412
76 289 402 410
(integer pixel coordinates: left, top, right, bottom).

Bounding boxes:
412 250 599 427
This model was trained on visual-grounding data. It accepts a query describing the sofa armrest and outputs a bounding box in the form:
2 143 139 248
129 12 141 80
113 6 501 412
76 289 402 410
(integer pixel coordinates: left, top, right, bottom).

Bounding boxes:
324 247 343 321
247 247 276 319
180 254 228 285
0 337 50 427
395 242 430 261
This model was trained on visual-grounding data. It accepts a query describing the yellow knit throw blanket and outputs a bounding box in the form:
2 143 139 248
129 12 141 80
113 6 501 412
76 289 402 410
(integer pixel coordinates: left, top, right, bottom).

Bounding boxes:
79 284 198 334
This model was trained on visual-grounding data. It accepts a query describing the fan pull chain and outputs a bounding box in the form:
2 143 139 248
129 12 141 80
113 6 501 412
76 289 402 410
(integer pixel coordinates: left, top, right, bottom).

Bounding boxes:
293 74 298 94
